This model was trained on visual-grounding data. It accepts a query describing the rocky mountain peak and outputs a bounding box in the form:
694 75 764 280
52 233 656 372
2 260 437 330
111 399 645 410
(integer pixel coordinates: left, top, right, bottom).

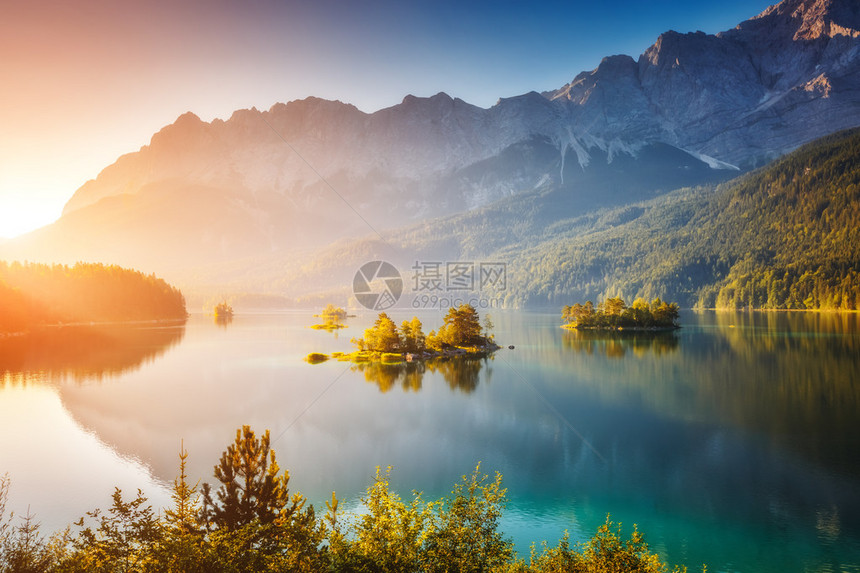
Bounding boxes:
747 0 860 41
398 92 455 111
595 54 638 76
40 0 860 274
642 30 709 66
147 110 209 151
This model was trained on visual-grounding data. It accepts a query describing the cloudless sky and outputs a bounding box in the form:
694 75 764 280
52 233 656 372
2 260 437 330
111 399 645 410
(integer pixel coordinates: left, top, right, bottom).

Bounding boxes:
0 0 774 238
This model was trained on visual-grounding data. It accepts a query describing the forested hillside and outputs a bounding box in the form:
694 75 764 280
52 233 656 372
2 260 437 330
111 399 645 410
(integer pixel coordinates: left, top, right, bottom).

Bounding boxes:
287 127 860 310
506 127 860 309
0 262 187 332
692 128 860 309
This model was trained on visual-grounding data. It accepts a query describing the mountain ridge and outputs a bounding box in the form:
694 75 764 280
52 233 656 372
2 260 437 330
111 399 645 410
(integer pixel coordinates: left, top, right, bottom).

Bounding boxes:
61 0 860 220
548 0 860 166
3 0 859 300
273 126 860 310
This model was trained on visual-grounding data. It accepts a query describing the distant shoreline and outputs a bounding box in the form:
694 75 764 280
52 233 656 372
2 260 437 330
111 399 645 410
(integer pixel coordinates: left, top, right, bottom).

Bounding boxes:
0 317 188 337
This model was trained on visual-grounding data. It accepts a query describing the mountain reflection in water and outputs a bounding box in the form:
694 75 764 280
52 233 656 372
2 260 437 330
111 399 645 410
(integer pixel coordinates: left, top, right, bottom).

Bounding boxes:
0 312 858 573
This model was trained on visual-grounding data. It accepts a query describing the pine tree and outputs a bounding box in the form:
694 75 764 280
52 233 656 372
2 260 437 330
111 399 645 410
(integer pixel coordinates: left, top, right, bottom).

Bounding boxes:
200 426 296 532
149 443 206 572
163 441 201 535
199 427 326 572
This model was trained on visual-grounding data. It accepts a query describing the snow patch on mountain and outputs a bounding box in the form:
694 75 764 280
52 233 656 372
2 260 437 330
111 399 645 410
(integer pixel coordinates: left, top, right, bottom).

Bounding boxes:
683 149 740 171
57 0 860 230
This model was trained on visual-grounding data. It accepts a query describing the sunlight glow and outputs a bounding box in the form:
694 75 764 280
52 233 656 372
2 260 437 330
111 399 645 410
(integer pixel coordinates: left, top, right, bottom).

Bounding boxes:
0 178 62 238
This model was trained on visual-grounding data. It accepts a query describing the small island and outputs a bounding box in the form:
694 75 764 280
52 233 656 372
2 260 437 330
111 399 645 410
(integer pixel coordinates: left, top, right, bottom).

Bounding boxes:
310 303 348 330
562 296 680 330
306 304 499 364
213 301 234 320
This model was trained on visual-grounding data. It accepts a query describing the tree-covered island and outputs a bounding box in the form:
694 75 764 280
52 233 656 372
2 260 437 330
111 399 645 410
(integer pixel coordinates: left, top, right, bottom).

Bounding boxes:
306 304 499 364
213 301 233 318
562 297 680 330
310 304 349 330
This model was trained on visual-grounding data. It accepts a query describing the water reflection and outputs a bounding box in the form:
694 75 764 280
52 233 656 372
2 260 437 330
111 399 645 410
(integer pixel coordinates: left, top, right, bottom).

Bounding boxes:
2 312 858 573
214 314 233 328
555 311 860 479
351 355 492 393
561 329 679 358
0 322 186 384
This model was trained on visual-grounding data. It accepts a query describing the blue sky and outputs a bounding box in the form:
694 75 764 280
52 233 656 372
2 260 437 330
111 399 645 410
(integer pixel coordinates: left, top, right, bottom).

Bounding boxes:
219 0 776 112
0 0 775 237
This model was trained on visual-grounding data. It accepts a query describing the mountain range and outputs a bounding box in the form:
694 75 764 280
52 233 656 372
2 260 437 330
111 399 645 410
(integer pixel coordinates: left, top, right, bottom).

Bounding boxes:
3 0 859 308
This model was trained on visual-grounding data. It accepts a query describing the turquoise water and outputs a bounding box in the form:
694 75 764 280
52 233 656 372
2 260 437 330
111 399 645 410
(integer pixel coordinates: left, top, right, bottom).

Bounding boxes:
1 310 859 572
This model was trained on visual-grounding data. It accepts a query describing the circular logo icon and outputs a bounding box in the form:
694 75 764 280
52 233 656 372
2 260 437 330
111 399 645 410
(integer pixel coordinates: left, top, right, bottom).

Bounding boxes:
353 261 403 310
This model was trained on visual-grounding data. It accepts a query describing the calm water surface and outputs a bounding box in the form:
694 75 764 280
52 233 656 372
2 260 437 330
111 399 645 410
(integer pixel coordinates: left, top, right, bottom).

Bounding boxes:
1 310 859 572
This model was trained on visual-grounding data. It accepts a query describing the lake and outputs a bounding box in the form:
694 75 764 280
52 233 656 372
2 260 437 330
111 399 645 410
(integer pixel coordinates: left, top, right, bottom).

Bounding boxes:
1 310 859 572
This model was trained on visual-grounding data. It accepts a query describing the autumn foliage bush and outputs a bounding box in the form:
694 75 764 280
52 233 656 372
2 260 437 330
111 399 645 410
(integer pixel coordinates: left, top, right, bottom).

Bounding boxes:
0 427 692 572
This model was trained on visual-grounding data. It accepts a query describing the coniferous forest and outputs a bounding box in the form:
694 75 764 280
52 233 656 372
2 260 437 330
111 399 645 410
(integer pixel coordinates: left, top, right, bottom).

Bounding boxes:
0 262 187 333
283 127 860 310
498 128 860 309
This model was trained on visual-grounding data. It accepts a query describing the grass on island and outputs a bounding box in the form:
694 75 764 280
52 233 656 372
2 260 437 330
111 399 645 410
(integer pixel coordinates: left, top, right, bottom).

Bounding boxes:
310 322 347 331
304 352 329 364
